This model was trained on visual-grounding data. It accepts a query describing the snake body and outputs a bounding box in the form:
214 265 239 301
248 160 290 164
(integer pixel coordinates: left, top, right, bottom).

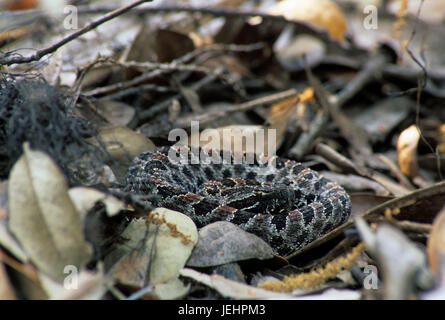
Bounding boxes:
124 145 351 256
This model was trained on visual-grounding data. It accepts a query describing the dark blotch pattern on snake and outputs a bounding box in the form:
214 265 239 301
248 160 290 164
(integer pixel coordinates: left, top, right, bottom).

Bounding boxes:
124 145 351 256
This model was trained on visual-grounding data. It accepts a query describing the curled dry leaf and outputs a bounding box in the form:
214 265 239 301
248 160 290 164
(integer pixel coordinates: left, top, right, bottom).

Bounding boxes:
179 268 288 299
68 187 125 220
8 143 92 282
107 208 198 286
268 0 347 44
427 205 445 277
397 124 420 178
186 221 274 267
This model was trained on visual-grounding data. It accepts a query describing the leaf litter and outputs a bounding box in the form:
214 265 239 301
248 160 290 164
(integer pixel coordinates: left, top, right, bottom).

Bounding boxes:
0 0 445 300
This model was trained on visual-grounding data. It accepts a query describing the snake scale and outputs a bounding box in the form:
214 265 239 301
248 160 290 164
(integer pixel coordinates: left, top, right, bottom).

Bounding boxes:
124 145 351 256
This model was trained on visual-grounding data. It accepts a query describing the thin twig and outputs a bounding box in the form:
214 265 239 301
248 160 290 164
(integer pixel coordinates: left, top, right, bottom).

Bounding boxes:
82 43 264 97
174 89 298 129
136 72 220 125
96 84 173 100
0 0 153 66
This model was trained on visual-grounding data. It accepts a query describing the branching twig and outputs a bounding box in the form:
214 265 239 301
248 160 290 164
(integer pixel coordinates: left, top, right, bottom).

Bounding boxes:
82 43 264 97
0 0 153 66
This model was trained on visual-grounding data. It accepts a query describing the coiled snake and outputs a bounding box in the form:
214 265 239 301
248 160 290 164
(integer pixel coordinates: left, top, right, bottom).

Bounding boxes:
125 145 351 256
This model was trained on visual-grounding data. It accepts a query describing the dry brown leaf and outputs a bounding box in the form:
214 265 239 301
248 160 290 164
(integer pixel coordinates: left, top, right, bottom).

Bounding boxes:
266 88 314 147
87 126 155 183
268 0 348 43
0 260 15 300
8 143 92 282
93 100 135 127
80 66 113 89
155 29 195 63
397 124 420 178
427 205 445 277
89 126 155 166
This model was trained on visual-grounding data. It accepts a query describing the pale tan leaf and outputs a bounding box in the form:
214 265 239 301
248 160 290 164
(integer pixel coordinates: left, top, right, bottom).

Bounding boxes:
87 126 155 182
427 206 445 277
397 125 420 178
154 278 190 300
69 187 125 219
39 268 108 300
89 126 155 166
108 208 198 286
8 143 92 282
41 48 63 86
93 100 136 127
0 221 28 263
